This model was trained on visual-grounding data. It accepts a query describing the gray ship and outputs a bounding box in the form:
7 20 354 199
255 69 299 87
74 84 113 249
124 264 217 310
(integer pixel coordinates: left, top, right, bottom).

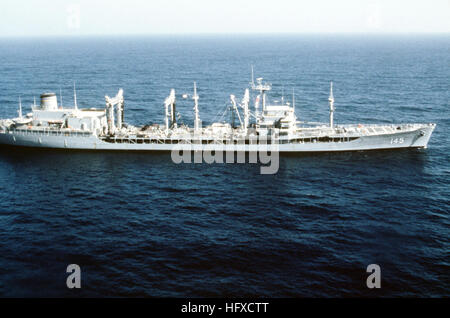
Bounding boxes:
0 74 436 152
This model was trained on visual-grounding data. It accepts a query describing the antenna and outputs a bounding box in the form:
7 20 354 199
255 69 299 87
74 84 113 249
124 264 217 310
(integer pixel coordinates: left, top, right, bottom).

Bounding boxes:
73 82 78 110
282 86 285 105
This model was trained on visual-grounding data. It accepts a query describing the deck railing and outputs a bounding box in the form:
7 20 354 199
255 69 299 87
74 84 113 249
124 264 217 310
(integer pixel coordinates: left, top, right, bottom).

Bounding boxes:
8 128 92 137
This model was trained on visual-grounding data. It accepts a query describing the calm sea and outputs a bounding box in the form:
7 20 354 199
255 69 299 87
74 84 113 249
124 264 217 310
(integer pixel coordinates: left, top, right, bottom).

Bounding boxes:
0 35 448 297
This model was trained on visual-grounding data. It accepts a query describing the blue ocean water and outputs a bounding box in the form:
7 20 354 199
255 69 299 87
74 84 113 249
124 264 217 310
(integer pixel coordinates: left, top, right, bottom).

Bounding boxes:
0 35 448 297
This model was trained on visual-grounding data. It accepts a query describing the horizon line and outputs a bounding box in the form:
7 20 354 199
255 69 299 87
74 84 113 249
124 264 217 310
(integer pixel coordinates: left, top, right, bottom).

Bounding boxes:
0 31 449 39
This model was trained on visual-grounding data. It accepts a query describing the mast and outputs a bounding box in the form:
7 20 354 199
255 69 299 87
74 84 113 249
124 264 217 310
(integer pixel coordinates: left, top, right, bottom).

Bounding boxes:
164 89 176 133
121 98 124 126
116 89 124 130
105 89 124 135
230 95 243 129
18 96 23 119
106 99 115 135
165 99 169 133
252 77 271 119
171 91 177 128
60 88 63 108
73 82 78 110
193 82 200 132
251 65 255 87
242 89 250 133
292 88 295 114
329 82 335 129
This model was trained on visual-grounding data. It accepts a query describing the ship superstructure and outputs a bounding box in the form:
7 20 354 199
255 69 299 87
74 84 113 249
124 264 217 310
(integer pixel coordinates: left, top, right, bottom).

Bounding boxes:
0 73 436 152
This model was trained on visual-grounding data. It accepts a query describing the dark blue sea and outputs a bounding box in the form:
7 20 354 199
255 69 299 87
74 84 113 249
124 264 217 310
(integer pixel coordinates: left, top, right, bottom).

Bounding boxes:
0 35 448 297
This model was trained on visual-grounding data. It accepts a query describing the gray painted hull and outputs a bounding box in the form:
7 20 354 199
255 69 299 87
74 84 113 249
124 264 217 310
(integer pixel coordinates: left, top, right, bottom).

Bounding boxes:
0 124 435 152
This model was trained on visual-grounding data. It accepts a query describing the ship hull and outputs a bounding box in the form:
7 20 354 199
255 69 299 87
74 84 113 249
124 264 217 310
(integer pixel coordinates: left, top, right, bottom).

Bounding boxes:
0 124 435 152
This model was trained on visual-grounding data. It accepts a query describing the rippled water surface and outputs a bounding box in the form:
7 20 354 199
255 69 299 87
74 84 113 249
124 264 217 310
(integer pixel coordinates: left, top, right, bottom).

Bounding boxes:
0 35 448 297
